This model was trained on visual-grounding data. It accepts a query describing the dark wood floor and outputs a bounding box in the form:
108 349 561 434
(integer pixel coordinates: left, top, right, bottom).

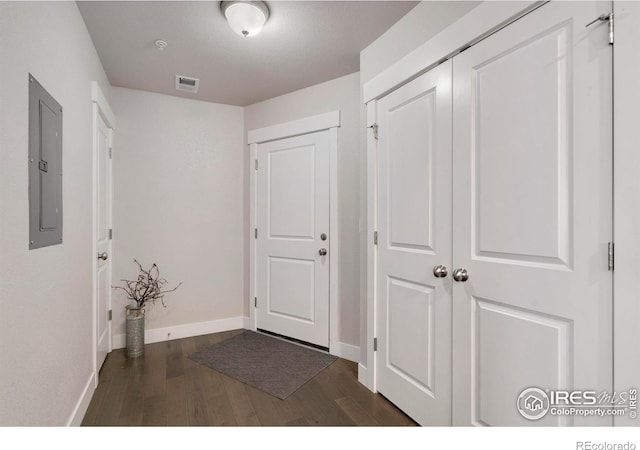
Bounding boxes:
82 329 416 426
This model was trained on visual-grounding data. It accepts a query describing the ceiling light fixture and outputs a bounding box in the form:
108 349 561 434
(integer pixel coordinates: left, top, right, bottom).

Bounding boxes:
220 1 269 37
155 39 168 50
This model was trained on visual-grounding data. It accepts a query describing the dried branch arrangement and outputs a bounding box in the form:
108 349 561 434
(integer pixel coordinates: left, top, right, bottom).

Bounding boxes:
113 259 182 308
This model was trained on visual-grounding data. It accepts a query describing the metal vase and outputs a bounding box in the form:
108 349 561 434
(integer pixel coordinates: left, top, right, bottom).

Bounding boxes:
125 306 145 358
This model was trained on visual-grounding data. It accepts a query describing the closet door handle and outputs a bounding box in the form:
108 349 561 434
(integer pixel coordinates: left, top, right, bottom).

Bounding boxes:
452 268 469 282
433 265 448 278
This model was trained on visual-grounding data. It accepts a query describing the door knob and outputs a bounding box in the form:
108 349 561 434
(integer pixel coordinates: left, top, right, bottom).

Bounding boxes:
433 265 448 278
452 268 469 282
318 248 327 256
98 252 109 261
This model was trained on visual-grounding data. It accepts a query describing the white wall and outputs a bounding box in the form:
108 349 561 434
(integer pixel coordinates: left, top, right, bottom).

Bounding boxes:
0 2 111 425
110 88 245 342
357 1 480 369
360 1 480 85
244 72 361 347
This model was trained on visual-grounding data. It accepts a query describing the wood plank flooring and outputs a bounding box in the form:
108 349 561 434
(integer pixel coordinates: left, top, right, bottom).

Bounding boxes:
82 329 416 426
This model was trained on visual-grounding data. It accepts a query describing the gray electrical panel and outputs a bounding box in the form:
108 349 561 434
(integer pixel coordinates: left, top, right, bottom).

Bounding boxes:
29 74 63 249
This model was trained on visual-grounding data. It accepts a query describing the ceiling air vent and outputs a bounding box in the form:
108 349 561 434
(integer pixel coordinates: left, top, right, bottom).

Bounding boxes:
175 75 200 93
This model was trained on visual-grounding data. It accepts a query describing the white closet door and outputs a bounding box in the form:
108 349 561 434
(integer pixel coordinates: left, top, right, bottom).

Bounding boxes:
452 1 612 426
376 60 453 426
256 131 330 348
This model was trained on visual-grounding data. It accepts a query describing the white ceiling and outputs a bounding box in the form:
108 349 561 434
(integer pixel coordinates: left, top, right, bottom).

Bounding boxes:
77 1 419 106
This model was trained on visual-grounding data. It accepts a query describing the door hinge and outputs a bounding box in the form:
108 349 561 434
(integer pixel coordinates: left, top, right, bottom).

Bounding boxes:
609 12 615 45
108 148 113 159
368 123 379 140
254 297 257 308
108 229 113 240
108 310 112 321
374 231 378 246
373 337 378 352
608 242 614 271
254 228 258 239
586 12 614 45
255 159 258 170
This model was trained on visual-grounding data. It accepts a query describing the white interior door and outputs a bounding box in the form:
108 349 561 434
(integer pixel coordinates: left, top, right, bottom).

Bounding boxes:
451 1 612 426
256 130 330 348
376 60 453 426
95 110 112 372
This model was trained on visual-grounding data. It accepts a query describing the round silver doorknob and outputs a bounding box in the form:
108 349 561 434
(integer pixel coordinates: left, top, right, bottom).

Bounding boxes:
433 265 448 278
319 248 327 256
452 268 469 282
98 252 109 261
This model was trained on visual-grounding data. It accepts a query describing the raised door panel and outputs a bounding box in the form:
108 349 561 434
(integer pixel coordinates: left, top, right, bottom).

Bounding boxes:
472 299 572 426
387 90 435 253
387 277 435 395
268 145 315 240
268 257 315 323
473 24 571 267
97 121 109 244
96 264 110 358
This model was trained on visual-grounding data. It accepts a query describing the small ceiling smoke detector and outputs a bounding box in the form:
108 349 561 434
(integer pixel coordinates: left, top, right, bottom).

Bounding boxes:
221 1 269 37
175 75 200 93
155 39 168 50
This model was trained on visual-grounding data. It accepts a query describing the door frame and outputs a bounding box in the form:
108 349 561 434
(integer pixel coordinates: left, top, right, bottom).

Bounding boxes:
248 111 341 355
91 81 115 387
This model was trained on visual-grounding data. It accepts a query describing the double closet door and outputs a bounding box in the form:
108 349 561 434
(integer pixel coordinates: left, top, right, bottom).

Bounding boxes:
375 1 612 426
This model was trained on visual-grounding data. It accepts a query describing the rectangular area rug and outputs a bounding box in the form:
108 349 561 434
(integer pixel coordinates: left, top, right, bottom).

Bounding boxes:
189 330 337 399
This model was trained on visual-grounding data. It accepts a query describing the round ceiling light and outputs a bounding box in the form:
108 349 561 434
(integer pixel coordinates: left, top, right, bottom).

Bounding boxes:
221 1 270 37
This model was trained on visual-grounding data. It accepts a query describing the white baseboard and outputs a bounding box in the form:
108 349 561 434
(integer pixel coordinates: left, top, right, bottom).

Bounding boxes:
112 316 245 349
112 316 360 364
67 371 96 426
331 341 360 363
358 363 375 393
358 363 368 385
